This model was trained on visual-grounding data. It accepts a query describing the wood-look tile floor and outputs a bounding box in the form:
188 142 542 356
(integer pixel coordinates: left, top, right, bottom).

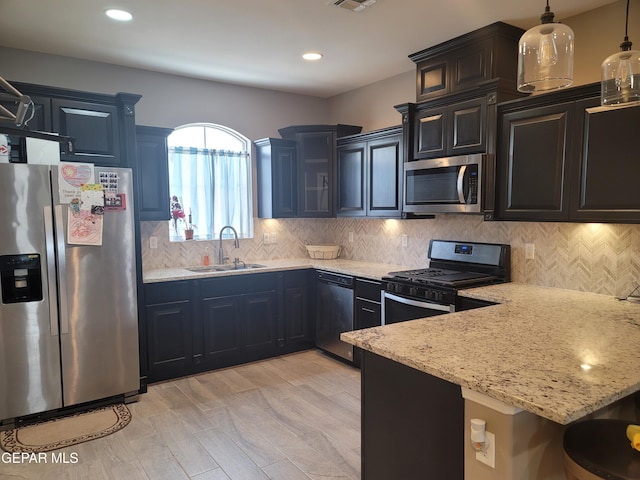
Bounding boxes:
0 350 361 480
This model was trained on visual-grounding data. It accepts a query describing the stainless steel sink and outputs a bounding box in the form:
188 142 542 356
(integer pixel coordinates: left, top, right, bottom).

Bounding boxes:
187 263 266 273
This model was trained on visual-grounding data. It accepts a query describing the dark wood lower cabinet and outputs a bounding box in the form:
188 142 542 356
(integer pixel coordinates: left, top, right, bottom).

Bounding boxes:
201 295 243 369
354 278 382 367
144 270 314 383
361 351 464 480
145 281 194 383
243 291 279 356
284 269 314 347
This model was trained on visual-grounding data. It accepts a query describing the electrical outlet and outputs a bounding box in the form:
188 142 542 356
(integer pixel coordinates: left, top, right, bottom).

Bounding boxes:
401 234 408 247
525 243 535 260
149 236 158 249
348 232 354 243
476 431 495 468
263 232 277 245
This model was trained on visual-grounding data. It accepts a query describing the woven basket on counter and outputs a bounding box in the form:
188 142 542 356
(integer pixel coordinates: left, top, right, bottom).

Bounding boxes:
305 244 341 260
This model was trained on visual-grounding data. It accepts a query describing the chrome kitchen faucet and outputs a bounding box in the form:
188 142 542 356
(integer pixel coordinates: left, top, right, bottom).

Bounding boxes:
218 225 239 264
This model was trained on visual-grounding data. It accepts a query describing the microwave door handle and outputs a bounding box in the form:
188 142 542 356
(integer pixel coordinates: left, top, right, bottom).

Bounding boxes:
456 165 467 203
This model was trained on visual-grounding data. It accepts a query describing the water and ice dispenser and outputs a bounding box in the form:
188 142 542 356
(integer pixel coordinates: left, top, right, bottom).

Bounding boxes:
0 254 43 303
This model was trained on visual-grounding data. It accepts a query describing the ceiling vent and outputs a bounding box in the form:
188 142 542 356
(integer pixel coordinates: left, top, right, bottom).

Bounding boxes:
331 0 377 13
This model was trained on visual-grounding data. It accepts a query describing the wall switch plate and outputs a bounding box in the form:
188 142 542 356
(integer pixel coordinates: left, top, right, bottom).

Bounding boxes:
149 236 158 249
263 232 277 245
348 232 354 243
476 431 495 468
401 234 408 247
525 243 535 260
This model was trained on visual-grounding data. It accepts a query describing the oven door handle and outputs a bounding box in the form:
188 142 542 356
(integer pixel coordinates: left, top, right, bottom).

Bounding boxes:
384 292 455 313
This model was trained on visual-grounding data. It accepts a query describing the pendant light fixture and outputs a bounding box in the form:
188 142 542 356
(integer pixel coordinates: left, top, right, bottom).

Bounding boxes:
517 1 575 93
601 0 640 106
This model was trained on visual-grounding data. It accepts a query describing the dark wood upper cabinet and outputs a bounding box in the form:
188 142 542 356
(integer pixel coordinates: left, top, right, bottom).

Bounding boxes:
255 137 297 218
409 22 523 102
497 102 575 221
497 82 640 224
278 124 362 217
336 140 366 216
570 100 640 223
336 126 403 218
52 98 120 164
0 81 140 167
413 96 488 160
369 135 403 216
135 125 173 221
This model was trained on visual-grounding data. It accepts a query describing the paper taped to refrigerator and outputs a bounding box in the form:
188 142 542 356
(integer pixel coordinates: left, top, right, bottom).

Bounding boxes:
59 162 94 204
67 209 103 246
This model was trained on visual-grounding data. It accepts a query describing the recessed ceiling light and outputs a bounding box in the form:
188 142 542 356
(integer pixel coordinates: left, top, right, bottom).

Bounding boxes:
302 52 323 61
105 9 133 22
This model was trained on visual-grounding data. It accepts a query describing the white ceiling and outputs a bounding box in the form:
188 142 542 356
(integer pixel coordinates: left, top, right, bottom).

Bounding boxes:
0 0 618 98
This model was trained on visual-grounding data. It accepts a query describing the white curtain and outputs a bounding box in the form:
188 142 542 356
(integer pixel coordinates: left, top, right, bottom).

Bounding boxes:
168 146 253 241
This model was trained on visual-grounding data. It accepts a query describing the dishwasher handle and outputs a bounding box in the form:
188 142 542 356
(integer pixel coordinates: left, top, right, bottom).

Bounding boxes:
316 270 354 288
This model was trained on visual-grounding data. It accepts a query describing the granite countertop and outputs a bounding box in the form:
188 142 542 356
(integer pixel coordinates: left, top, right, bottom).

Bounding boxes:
143 258 410 283
342 283 640 425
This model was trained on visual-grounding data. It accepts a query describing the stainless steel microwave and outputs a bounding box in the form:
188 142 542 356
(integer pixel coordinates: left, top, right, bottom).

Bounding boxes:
403 154 492 216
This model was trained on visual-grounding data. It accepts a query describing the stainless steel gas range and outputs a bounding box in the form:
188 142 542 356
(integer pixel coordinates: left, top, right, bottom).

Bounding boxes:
382 239 510 324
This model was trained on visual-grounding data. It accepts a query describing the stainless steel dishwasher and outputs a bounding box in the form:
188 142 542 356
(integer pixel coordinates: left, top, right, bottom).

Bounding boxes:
315 270 354 362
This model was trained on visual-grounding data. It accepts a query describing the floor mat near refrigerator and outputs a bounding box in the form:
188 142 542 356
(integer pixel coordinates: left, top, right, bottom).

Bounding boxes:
0 403 131 453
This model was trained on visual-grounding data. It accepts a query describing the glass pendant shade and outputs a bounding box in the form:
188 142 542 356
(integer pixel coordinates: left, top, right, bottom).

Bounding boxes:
601 48 640 105
601 0 640 106
517 3 575 93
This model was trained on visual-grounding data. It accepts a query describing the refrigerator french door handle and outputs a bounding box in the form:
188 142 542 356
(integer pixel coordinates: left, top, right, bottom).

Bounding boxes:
43 206 59 337
54 205 69 335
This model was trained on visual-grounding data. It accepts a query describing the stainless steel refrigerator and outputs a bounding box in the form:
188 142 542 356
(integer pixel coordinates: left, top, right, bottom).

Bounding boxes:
0 163 139 425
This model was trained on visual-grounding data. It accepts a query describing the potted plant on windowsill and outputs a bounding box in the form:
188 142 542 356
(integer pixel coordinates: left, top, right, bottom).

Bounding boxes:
170 195 196 240
184 211 195 240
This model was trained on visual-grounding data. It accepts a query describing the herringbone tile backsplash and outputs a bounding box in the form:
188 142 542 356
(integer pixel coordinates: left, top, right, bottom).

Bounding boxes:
141 217 640 297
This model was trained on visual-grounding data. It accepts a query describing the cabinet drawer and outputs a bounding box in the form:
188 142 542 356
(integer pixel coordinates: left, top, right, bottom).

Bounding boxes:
355 278 382 302
285 269 311 287
145 281 192 304
201 272 277 298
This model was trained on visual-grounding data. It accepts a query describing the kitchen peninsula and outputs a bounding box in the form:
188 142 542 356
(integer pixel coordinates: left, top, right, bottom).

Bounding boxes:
341 283 640 480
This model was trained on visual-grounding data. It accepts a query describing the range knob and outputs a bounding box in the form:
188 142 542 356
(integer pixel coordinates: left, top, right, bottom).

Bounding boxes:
409 287 418 297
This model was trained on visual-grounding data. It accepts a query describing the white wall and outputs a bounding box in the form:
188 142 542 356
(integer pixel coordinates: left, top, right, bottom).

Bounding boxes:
3 0 636 136
327 70 414 131
327 0 640 131
0 47 329 140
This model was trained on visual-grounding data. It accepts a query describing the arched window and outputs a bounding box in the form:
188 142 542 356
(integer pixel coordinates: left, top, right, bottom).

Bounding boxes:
167 123 253 242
